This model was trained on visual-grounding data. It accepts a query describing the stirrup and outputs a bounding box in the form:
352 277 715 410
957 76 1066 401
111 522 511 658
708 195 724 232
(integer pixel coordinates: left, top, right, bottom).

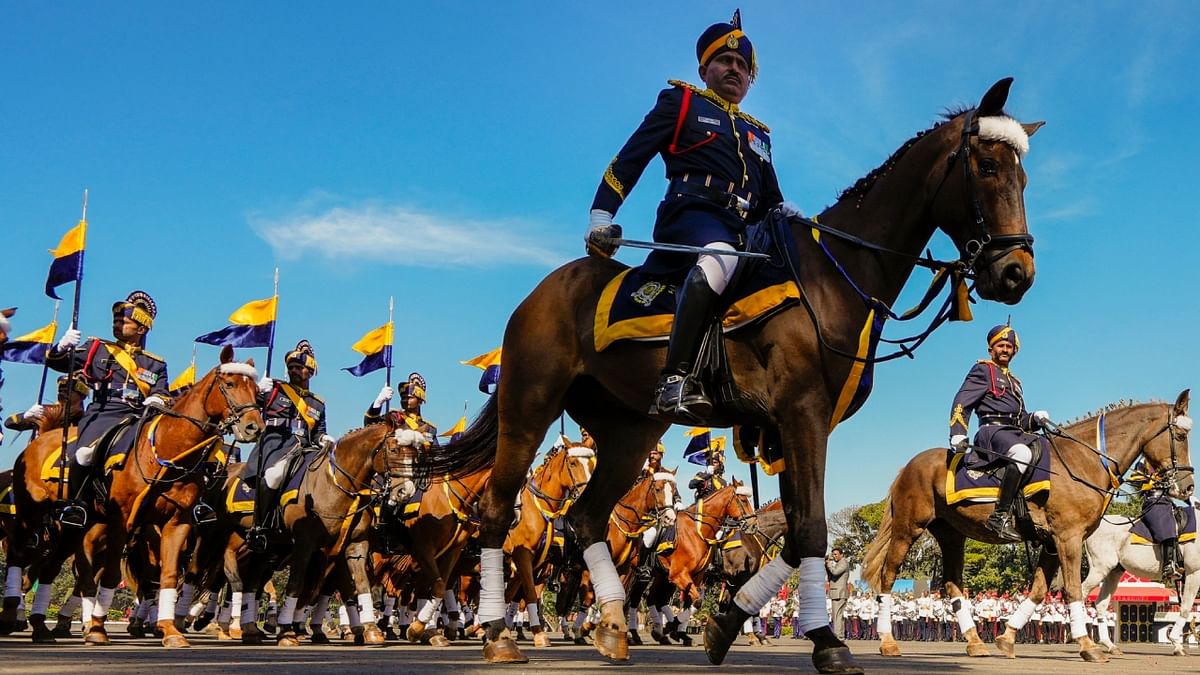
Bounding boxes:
246 528 269 553
985 511 1022 542
58 503 88 528
193 502 217 525
650 373 712 424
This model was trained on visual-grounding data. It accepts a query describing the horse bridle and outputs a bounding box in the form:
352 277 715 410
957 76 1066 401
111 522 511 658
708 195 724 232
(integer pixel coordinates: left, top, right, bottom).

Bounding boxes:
526 450 591 517
153 369 259 436
1146 410 1194 497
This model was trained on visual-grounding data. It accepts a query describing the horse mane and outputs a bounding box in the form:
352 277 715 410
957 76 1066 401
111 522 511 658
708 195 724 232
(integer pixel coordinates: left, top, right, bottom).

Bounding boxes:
836 109 966 206
1063 399 1164 426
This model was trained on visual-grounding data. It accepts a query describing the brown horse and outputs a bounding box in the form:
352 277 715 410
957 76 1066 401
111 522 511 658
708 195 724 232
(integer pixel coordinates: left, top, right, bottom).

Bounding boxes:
427 78 1041 670
863 391 1193 662
503 443 594 646
720 499 786 604
9 346 262 647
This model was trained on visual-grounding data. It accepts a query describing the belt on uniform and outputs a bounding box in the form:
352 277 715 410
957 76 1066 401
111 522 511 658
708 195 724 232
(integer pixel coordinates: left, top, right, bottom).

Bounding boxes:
265 418 302 433
978 414 1020 427
666 178 754 219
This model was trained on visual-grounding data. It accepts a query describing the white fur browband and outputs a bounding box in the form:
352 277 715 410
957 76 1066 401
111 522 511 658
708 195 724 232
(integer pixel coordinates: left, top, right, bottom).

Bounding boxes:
219 363 258 379
567 447 595 459
735 485 754 497
1176 415 1193 432
0 315 10 334
394 429 430 446
653 472 677 482
978 116 1029 156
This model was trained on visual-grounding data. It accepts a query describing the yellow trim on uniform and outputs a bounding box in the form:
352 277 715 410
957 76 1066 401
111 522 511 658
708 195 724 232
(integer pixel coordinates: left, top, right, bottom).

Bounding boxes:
944 452 1052 505
720 282 799 328
603 158 626 200
699 29 745 68
667 80 769 132
227 479 254 513
949 404 969 430
278 383 317 431
104 343 151 397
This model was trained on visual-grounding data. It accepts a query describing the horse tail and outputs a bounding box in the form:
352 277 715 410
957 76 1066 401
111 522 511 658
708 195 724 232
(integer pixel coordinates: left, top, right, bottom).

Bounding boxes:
422 395 499 477
121 554 143 598
862 475 902 595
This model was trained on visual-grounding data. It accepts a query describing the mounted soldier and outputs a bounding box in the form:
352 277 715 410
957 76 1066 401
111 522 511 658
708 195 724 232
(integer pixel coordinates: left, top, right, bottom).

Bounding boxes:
689 445 728 502
584 9 797 424
244 339 333 552
46 291 169 527
1126 458 1185 580
3 375 88 434
0 308 13 446
948 324 1051 542
365 372 438 447
634 443 680 581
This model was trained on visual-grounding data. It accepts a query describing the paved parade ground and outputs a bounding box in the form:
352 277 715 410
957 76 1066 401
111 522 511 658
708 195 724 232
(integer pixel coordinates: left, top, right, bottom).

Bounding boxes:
2 630 1197 675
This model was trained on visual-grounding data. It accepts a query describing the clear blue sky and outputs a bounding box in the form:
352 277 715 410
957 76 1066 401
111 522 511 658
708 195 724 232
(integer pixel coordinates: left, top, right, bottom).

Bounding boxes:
2 2 1196 518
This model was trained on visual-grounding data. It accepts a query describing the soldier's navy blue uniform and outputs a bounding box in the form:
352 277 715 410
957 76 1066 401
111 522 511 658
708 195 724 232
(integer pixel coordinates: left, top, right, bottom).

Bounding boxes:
1127 459 1183 579
592 81 782 276
949 360 1047 462
46 337 169 460
689 467 727 501
242 380 326 486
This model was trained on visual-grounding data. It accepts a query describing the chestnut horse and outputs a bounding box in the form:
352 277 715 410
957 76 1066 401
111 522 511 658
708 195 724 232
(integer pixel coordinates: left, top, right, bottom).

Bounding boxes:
6 346 262 647
427 78 1041 671
503 443 595 646
863 391 1193 663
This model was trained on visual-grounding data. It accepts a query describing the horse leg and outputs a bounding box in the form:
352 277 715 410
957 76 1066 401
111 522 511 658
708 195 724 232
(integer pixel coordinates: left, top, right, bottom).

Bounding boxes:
343 540 384 646
1093 567 1122 655
276 535 312 646
74 521 109 645
870 503 936 658
1054 535 1107 662
1170 562 1200 656
28 549 71 644
510 546 550 647
153 518 192 648
922 522 986 658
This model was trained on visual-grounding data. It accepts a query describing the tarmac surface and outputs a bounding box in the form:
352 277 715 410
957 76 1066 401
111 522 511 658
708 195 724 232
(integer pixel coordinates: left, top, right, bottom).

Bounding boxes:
1 627 1198 674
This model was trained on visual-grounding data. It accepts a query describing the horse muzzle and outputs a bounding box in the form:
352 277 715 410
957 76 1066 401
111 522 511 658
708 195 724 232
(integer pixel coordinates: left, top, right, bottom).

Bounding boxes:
975 246 1035 304
233 419 263 444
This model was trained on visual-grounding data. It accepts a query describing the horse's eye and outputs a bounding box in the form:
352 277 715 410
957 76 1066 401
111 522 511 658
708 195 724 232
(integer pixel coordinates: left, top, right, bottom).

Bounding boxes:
979 158 999 176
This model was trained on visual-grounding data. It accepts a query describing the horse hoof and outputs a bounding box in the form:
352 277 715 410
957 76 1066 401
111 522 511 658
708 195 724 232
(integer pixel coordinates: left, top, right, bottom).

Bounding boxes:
703 612 743 666
966 641 991 657
241 628 265 645
593 625 629 661
162 634 190 649
628 630 643 646
1108 645 1123 657
362 624 386 646
1081 647 1109 663
277 632 301 647
429 634 451 647
813 646 865 675
676 632 694 647
405 620 426 644
1172 647 1184 656
84 626 110 646
533 632 552 648
310 630 330 645
880 642 903 657
574 636 590 646
995 635 1016 658
51 622 72 638
31 626 56 644
483 637 529 664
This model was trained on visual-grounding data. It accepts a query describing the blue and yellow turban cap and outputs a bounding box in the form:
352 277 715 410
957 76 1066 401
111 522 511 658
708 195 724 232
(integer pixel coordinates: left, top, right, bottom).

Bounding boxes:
987 324 1020 351
400 372 427 402
286 339 318 374
696 9 757 81
112 290 157 329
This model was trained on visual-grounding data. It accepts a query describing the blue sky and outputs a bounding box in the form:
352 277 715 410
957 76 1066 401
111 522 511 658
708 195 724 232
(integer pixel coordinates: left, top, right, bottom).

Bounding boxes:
2 2 1197 517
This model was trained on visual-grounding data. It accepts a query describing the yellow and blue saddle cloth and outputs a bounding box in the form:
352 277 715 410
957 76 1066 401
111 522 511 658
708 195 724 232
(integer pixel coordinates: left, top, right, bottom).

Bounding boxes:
945 448 1051 505
1130 507 1196 546
0 483 15 516
654 524 678 554
226 451 318 514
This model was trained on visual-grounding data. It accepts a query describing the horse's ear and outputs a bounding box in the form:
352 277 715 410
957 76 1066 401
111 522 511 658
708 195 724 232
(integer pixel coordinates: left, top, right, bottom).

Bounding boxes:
978 77 1014 117
219 344 234 364
0 307 15 318
1022 121 1045 138
1175 389 1190 415
246 357 256 367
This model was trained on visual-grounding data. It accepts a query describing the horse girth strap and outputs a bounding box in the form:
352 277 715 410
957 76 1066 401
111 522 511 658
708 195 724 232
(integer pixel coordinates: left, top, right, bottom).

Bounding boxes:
278 383 317 431
693 498 722 546
103 343 151 397
442 476 473 524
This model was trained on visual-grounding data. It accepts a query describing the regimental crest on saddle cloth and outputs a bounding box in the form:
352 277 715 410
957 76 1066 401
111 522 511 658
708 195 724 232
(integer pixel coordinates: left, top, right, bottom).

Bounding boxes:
631 281 669 307
966 469 985 480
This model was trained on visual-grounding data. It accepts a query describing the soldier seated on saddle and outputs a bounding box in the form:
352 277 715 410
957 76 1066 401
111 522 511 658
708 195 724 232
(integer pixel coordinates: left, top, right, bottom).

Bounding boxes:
3 375 88 434
1127 459 1185 581
46 291 170 528
635 443 681 580
0 307 13 446
244 340 333 553
365 373 437 550
583 10 799 425
689 447 728 502
949 324 1051 542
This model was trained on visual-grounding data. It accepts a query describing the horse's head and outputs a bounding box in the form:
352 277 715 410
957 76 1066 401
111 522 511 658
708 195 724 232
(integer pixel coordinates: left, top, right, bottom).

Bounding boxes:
0 307 14 345
1140 390 1194 501
196 345 263 443
932 78 1043 304
650 467 679 524
714 478 756 525
556 443 595 500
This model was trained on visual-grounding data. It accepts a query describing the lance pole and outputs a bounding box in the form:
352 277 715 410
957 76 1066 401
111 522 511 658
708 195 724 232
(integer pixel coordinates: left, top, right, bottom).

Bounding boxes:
384 296 394 414
265 268 279 378
58 189 88 506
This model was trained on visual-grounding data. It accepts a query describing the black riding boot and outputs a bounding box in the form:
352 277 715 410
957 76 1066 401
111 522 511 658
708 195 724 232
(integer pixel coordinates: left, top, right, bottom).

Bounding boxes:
1161 538 1182 580
985 464 1023 542
651 266 721 424
248 484 276 553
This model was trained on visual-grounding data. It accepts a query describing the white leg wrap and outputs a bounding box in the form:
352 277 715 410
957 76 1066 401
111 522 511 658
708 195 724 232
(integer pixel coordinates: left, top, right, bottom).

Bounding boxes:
4 567 22 598
146 602 158 622
217 601 232 624
574 611 586 629
94 587 116 619
205 595 219 613
736 555 796 619
1005 598 1038 630
136 600 152 621
310 595 330 625
1068 601 1087 640
743 617 754 634
1096 614 1110 644
418 597 443 624
31 584 54 615
346 603 361 628
478 547 506 623
357 593 376 624
628 605 640 629
678 607 693 627
877 594 893 634
157 588 178 624
382 596 396 616
277 596 298 626
442 589 459 613
954 597 974 634
1170 619 1184 642
176 583 194 618
527 602 540 628
241 593 258 624
61 594 81 618
81 597 95 624
230 591 243 621
583 541 625 604
661 604 675 623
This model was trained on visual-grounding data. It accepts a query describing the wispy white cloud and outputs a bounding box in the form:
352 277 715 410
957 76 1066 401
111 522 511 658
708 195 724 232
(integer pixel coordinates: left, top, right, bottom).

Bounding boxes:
250 198 566 268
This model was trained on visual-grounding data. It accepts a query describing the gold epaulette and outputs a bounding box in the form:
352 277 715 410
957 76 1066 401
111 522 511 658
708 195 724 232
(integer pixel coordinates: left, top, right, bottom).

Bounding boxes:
139 348 166 363
308 392 324 404
666 80 771 132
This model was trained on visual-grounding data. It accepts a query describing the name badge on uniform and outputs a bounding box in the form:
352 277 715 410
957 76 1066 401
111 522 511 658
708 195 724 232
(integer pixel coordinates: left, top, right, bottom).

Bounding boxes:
137 370 159 385
309 408 322 420
747 130 771 163
697 116 722 127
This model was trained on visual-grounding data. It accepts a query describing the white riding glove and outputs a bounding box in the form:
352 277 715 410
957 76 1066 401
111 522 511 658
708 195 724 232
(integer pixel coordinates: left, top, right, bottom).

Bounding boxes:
779 201 804 219
585 209 621 256
1032 410 1051 426
55 327 82 353
143 395 166 410
257 375 274 393
950 435 969 452
320 434 336 450
373 385 393 409
24 404 45 420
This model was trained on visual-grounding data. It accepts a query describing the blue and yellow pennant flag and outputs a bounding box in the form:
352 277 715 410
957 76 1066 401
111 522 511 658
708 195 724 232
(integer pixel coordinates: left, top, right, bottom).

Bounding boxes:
169 362 196 394
45 220 86 300
195 296 277 348
440 416 467 443
683 427 725 465
0 321 57 364
343 322 393 377
461 347 501 394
